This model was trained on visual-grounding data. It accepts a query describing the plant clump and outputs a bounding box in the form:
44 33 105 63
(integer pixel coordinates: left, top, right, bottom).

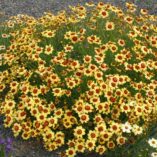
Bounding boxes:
0 1 157 156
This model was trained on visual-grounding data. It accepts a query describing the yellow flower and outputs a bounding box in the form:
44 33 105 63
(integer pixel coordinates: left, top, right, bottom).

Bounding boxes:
0 84 5 92
140 9 148 15
66 148 76 157
118 39 125 47
12 123 22 137
41 30 56 38
5 100 15 109
75 142 85 153
105 21 115 31
43 129 55 142
64 44 73 52
95 123 106 133
116 136 126 145
101 131 112 141
86 139 96 151
110 122 121 134
54 108 64 118
99 10 109 18
107 140 115 149
52 88 64 97
124 16 134 24
83 55 92 64
30 87 41 96
45 45 54 55
96 145 106 155
88 130 98 141
74 126 86 138
22 132 30 140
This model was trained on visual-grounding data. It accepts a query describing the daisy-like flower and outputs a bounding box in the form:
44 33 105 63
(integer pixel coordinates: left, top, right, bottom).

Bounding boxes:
148 138 157 148
41 30 56 38
12 123 22 137
121 122 132 133
66 148 76 157
99 10 109 18
86 140 96 151
118 39 125 47
75 142 85 153
64 44 73 52
45 44 54 55
88 130 98 141
2 33 10 39
132 124 143 135
74 126 86 138
151 152 157 157
107 140 115 149
52 88 64 97
117 136 126 145
96 145 106 155
124 16 134 24
105 21 115 31
83 55 92 64
79 113 89 124
140 9 148 15
0 45 6 50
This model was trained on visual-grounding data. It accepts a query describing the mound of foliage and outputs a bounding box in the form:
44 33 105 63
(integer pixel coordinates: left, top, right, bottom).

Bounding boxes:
0 2 157 156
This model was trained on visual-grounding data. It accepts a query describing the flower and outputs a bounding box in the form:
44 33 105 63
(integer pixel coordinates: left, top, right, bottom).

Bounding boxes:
96 145 106 155
66 148 76 157
148 138 157 148
74 126 86 138
151 152 157 157
105 21 115 31
86 140 96 151
45 45 54 55
121 122 132 133
99 10 109 18
41 30 56 38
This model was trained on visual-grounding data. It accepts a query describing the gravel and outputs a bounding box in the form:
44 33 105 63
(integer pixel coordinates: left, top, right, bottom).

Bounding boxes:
0 0 157 22
0 0 157 157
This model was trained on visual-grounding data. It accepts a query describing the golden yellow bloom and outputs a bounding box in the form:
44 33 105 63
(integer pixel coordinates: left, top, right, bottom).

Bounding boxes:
118 39 125 47
64 44 73 52
12 123 22 137
75 142 85 153
66 148 76 157
52 88 64 97
95 123 106 133
140 9 148 15
107 140 115 149
45 45 54 55
99 10 109 18
83 55 92 64
105 21 115 31
124 16 134 24
116 136 126 145
86 139 96 151
41 30 56 38
43 129 55 142
22 132 30 140
96 145 106 155
88 130 98 141
74 126 86 138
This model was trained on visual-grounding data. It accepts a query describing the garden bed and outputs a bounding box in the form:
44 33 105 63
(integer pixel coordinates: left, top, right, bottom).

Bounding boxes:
0 1 157 157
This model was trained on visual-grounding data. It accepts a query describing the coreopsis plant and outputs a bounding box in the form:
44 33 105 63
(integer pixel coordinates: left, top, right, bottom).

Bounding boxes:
0 1 157 156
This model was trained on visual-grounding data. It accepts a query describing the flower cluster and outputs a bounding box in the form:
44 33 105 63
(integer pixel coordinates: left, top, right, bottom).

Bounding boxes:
0 1 157 156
